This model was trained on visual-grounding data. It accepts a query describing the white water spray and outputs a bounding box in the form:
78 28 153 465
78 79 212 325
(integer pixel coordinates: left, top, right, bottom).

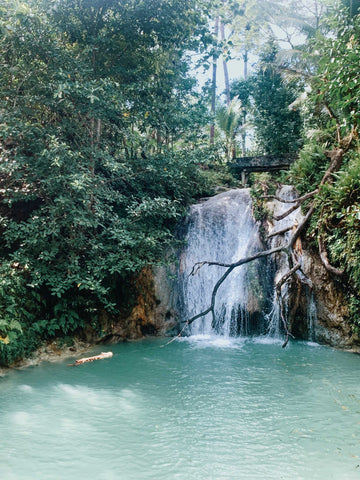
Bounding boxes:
266 186 303 338
176 186 317 342
178 189 261 337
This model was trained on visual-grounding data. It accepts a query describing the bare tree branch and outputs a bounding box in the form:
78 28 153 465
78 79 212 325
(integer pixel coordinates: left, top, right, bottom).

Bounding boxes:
289 203 315 249
318 236 344 276
263 189 319 204
185 246 287 328
276 263 302 295
275 262 301 347
189 245 286 273
267 225 293 239
171 148 347 347
321 149 344 185
273 203 300 221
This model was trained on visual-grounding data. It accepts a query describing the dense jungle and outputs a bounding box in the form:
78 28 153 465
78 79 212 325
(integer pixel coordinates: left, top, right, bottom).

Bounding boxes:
0 0 359 365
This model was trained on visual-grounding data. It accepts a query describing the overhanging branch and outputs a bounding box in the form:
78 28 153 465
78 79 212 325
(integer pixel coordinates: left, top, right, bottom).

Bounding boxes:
318 235 344 276
169 148 347 348
263 189 319 204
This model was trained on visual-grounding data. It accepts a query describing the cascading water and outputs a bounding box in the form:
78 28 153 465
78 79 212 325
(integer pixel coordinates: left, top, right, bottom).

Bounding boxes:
265 185 318 341
307 290 317 342
265 185 302 337
176 186 318 342
177 189 263 337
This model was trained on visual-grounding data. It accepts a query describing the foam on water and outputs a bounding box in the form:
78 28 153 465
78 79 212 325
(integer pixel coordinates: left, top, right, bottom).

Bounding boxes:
11 411 31 426
179 334 246 349
55 383 106 406
53 384 140 414
304 341 321 347
179 334 289 348
18 384 34 393
251 336 285 346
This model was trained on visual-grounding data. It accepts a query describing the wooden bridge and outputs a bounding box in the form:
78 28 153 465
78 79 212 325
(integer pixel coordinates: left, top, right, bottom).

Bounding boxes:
230 154 298 184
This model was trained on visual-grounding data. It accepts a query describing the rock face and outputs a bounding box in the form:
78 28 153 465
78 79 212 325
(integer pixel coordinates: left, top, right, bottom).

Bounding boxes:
108 267 178 342
76 265 178 345
301 245 360 350
267 185 359 351
102 186 358 351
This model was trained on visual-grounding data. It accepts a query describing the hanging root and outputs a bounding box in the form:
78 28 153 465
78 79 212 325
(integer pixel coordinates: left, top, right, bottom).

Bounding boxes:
318 235 344 276
160 321 189 347
277 292 296 348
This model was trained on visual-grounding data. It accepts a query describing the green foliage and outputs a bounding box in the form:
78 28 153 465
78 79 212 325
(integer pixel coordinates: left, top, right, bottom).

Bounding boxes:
288 142 329 196
273 5 360 331
341 0 360 17
0 0 214 365
316 152 360 290
215 98 245 160
349 296 360 332
230 79 251 108
249 173 276 224
249 40 303 155
317 152 360 332
304 5 360 140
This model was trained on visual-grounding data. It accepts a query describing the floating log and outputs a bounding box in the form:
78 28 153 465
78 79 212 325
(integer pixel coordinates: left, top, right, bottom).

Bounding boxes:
68 351 113 366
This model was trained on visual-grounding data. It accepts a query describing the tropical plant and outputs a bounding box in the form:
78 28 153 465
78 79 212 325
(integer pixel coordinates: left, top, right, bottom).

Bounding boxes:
0 0 214 365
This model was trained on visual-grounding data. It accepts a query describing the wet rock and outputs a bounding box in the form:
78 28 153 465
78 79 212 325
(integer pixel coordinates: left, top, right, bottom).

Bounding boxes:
301 244 360 351
99 266 178 343
266 185 358 351
8 338 94 371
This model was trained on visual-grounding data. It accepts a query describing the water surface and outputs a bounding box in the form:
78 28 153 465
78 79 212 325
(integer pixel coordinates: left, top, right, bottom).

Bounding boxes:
1 338 360 479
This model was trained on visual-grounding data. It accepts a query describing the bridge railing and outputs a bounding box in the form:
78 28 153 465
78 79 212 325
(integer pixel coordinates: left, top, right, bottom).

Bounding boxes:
229 154 298 184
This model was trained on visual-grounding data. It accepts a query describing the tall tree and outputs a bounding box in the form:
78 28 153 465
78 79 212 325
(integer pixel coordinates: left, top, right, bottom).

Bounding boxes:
210 15 220 145
248 40 303 155
0 0 212 364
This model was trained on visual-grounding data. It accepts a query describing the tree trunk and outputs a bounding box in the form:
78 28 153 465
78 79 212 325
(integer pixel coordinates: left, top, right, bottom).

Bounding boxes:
243 49 248 81
241 49 248 154
210 16 220 146
220 20 231 107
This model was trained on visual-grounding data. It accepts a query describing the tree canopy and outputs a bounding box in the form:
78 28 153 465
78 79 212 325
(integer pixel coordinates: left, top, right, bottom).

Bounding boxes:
0 0 214 364
0 0 360 362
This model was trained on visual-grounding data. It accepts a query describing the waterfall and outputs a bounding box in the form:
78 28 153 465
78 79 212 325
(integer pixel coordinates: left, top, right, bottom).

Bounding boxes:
174 186 318 342
266 186 302 338
178 189 263 337
307 290 317 342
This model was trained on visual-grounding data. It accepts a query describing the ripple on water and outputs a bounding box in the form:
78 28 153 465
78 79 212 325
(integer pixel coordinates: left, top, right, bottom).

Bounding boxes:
19 384 34 392
251 335 285 346
1 340 360 480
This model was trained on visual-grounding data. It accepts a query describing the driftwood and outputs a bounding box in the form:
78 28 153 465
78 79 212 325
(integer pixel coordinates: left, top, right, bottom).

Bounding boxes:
68 351 113 366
